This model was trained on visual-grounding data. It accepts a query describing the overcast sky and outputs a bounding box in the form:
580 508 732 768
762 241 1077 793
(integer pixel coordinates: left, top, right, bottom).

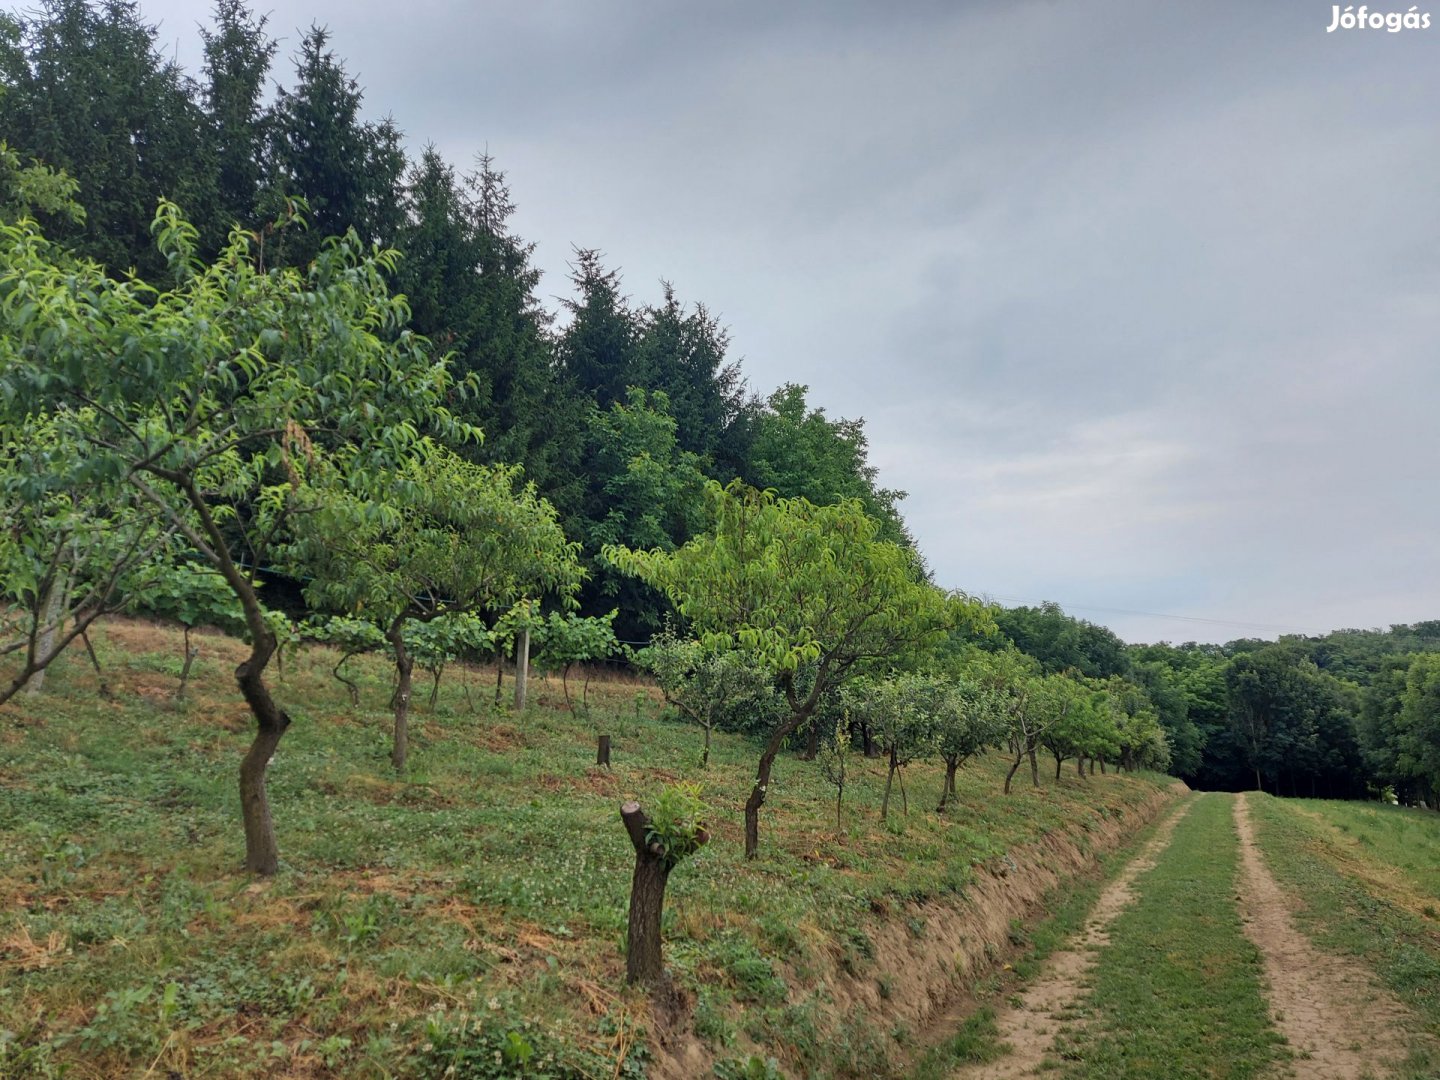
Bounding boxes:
133 0 1439 644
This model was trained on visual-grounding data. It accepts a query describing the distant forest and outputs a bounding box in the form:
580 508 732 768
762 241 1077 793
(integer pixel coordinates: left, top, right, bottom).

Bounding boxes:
3 0 1437 806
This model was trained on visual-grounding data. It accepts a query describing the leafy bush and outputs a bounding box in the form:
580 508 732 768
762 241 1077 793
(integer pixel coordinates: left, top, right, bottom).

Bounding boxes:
414 1010 647 1079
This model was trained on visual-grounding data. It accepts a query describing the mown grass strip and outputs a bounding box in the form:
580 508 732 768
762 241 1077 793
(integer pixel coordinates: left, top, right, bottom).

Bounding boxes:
1247 794 1440 1079
1284 797 1440 906
910 792 1190 1078
1052 792 1286 1079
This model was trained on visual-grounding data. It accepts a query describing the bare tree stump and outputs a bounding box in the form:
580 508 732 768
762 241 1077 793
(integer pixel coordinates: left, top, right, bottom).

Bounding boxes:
597 734 611 767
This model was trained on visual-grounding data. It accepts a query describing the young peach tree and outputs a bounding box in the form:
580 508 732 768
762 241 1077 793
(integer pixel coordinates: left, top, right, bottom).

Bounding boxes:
0 202 469 873
288 440 582 771
607 480 989 858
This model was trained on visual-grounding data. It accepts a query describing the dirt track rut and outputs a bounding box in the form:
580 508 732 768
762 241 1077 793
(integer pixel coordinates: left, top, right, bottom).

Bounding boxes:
1232 793 1411 1080
950 798 1192 1079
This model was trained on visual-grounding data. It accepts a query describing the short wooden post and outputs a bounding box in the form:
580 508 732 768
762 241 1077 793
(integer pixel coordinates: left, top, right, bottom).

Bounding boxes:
513 627 529 711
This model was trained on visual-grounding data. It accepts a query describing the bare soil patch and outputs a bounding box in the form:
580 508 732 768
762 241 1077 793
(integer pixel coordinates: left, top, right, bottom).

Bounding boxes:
1234 793 1411 1079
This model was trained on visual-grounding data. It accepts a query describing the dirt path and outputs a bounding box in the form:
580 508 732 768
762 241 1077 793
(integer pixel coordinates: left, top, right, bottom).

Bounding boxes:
1233 793 1411 1079
950 797 1193 1079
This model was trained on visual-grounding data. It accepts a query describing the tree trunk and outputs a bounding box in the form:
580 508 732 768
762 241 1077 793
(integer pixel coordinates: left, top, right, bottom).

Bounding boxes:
334 653 361 708
428 664 444 711
235 642 290 876
1099 758 1107 774
562 663 571 707
1004 746 1024 795
495 653 504 704
597 734 611 767
1054 749 1063 781
835 785 844 831
26 567 70 697
745 737 784 859
177 625 198 700
881 748 898 821
1076 757 1085 778
745 706 812 859
387 617 414 773
621 801 672 986
800 718 820 761
938 758 960 812
80 628 112 699
171 474 290 875
860 721 880 759
239 708 288 875
701 724 711 769
897 760 909 816
1028 744 1040 787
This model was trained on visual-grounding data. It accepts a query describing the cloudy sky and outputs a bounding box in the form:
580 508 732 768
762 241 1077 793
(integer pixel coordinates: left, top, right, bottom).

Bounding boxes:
137 0 1439 643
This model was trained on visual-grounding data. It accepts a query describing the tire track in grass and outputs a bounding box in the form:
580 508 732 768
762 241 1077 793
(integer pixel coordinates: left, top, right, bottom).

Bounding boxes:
1234 793 1412 1079
1044 793 1286 1079
949 796 1193 1079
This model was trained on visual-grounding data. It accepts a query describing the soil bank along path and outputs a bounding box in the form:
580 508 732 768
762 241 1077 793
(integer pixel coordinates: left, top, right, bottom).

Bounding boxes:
1232 792 1412 1079
951 797 1193 1080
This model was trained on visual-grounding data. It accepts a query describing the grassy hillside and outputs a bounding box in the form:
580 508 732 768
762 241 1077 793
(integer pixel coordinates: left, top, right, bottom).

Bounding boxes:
1 619 1177 1079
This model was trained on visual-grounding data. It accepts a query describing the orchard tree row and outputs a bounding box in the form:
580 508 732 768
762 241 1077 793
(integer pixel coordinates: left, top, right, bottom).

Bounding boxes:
0 181 1175 886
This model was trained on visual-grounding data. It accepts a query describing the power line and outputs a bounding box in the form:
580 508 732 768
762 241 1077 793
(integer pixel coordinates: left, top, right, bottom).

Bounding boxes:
978 593 1329 637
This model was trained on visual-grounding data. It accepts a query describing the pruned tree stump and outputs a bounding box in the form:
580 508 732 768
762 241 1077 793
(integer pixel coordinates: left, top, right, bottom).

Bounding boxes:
620 799 708 986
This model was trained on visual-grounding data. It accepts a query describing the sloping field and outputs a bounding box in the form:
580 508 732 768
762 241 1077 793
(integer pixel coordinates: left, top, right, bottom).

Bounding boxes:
0 619 1180 1079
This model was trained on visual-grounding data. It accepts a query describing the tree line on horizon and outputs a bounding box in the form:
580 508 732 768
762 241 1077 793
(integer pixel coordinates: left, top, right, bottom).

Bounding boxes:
2 0 1437 812
988 603 1440 807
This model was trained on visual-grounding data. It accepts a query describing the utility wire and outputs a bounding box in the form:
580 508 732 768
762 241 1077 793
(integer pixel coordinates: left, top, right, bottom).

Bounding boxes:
977 592 1329 637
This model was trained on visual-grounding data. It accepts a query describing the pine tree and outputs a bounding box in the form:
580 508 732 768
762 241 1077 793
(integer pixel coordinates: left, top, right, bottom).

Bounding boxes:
0 0 215 275
632 282 746 460
266 25 405 265
200 0 275 239
558 248 638 409
396 149 586 506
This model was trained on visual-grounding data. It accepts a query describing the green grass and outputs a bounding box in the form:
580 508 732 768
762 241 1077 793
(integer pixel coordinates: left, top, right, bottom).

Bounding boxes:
1281 797 1440 905
905 787 1194 1078
1247 794 1440 1078
1050 793 1287 1079
0 619 1177 1079
909 1007 1003 1079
